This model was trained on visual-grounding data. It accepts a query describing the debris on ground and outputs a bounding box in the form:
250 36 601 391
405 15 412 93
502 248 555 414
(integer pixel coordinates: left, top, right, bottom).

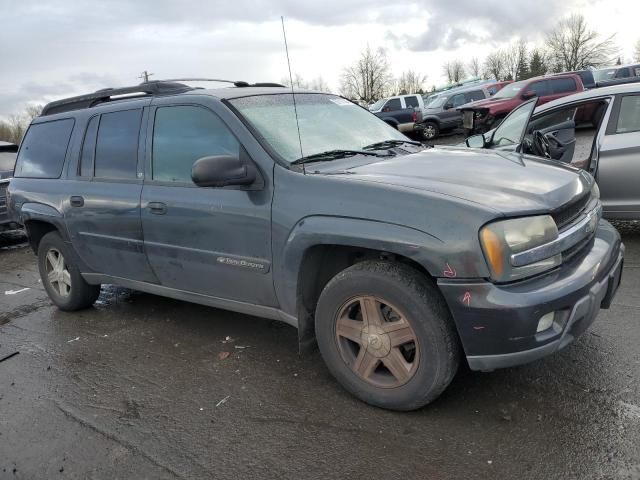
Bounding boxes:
216 395 230 407
4 287 30 295
67 337 80 343
218 351 230 360
0 351 20 363
222 336 235 343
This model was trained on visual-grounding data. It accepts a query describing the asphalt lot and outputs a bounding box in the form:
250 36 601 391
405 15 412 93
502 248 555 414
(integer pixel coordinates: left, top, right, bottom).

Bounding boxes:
1 150 639 479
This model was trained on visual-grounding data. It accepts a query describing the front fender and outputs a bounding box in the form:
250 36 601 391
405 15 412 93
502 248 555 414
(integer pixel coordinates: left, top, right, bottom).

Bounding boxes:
275 215 445 317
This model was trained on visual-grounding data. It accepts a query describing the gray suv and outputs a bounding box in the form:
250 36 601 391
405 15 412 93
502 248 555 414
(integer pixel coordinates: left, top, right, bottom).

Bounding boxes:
415 86 489 140
9 80 624 411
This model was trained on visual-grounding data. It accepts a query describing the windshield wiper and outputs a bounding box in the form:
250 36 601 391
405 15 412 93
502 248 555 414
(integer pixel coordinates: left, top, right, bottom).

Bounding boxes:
291 149 385 165
362 139 422 150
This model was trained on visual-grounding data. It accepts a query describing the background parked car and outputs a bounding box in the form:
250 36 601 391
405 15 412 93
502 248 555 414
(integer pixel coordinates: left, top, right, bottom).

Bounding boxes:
369 94 424 133
593 63 640 87
0 141 19 231
463 83 640 220
414 84 494 140
458 74 585 135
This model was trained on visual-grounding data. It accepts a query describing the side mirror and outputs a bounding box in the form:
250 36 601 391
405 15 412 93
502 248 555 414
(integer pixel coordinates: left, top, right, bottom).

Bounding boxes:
522 90 536 100
465 134 486 149
443 103 452 110
191 155 256 188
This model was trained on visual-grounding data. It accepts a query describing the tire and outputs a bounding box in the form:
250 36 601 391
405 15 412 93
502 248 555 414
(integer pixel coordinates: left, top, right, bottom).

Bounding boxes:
315 260 460 411
421 121 439 140
38 231 101 311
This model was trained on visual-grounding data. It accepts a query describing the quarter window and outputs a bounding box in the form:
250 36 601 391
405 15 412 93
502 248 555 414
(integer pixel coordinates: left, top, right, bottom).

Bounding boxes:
94 109 142 180
152 106 239 183
79 116 99 177
616 96 640 134
15 119 74 178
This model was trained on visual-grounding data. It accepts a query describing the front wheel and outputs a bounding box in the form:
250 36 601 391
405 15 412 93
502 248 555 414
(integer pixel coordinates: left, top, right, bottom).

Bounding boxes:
315 260 460 411
421 121 439 140
38 231 101 311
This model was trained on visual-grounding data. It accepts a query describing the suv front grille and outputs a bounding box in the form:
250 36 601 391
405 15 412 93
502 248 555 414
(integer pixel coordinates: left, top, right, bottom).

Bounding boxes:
551 191 591 230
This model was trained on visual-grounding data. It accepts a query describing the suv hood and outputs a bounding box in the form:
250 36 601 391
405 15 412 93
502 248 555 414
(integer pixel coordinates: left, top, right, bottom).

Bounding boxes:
335 147 591 215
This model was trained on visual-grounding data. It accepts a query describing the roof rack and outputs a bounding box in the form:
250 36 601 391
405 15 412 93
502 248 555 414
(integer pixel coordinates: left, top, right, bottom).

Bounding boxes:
41 81 194 116
41 78 288 116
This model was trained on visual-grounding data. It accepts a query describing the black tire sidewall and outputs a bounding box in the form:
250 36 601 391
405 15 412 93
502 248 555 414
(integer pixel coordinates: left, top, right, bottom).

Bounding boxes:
315 262 457 410
38 232 98 311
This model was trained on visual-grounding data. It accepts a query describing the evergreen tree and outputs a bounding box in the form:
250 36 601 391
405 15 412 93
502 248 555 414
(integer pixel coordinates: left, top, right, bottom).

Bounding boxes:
528 50 547 77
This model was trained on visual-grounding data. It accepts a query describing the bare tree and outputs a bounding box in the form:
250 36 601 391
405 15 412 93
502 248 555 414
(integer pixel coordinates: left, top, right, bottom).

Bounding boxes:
0 105 43 144
340 46 392 103
308 76 331 92
484 51 506 80
546 14 618 71
500 41 529 81
635 39 640 62
442 60 466 84
396 70 426 94
467 57 481 78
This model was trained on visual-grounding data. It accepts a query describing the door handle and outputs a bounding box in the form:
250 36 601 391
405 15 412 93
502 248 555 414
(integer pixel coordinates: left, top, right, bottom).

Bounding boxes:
70 196 84 207
148 202 167 215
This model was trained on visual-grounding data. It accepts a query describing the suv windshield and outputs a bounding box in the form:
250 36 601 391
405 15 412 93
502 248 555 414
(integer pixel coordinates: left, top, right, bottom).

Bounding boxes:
230 94 408 163
426 96 447 108
593 68 616 82
492 81 526 99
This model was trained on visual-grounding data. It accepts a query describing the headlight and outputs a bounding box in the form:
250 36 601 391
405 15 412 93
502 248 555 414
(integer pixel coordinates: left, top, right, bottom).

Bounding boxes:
591 182 600 200
480 215 560 282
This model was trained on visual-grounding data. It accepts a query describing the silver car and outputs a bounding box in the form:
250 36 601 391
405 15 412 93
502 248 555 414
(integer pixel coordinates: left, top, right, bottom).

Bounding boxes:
464 84 640 220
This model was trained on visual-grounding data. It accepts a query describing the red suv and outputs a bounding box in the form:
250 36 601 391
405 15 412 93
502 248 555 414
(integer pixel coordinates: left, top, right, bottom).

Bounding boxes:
459 74 584 134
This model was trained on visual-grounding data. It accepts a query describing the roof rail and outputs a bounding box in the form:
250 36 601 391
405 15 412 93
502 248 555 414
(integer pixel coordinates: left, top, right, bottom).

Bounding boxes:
41 81 193 116
41 78 288 116
162 78 286 88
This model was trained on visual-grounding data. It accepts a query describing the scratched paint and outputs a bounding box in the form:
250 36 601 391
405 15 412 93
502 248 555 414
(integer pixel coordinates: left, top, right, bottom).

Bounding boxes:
463 291 471 306
443 263 457 278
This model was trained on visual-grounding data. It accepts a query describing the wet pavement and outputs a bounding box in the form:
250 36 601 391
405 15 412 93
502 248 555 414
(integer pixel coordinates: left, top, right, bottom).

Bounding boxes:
1 223 640 480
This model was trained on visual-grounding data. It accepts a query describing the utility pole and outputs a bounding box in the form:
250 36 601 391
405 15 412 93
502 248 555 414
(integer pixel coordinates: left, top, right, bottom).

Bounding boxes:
139 70 154 83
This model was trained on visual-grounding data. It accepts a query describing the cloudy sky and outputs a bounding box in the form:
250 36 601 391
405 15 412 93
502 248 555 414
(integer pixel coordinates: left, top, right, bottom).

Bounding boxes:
1 0 637 117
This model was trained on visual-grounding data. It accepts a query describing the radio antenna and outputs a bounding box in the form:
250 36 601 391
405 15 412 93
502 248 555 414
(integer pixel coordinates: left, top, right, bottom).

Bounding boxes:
281 16 304 162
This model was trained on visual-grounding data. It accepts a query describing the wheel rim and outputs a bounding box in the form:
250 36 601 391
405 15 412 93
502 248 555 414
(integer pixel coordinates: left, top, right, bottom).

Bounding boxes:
335 296 420 388
423 125 436 139
45 248 71 297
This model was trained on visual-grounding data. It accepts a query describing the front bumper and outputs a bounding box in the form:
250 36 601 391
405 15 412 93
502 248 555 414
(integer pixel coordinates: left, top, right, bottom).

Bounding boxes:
438 220 624 371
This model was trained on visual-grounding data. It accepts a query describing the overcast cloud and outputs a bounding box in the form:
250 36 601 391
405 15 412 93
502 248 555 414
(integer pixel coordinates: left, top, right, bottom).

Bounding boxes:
0 0 636 117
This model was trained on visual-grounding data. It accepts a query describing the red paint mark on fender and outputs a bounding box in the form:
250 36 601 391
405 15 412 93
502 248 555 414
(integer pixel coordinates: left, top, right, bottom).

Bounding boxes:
463 291 471 306
443 263 457 278
473 326 485 331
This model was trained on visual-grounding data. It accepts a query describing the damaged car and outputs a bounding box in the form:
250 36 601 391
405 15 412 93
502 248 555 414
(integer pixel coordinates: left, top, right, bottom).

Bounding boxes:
9 80 624 410
464 83 640 220
459 74 585 135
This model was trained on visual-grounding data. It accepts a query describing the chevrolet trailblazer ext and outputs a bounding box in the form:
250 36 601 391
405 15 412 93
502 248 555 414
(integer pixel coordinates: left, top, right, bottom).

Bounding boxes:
9 80 624 411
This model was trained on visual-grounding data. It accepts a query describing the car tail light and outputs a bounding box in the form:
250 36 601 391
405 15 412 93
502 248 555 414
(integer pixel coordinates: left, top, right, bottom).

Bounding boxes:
412 111 417 122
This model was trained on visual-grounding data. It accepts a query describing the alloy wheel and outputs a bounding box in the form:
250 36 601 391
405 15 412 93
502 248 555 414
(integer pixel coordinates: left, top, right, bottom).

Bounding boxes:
335 296 420 388
45 248 71 297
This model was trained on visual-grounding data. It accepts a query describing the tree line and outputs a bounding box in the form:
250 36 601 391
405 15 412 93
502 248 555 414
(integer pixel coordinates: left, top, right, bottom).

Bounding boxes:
0 105 42 144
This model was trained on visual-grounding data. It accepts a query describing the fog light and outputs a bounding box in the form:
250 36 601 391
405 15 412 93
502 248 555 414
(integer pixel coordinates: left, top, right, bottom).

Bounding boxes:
536 312 555 333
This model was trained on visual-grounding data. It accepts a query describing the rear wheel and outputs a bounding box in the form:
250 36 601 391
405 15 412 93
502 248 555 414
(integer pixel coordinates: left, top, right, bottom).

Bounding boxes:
315 260 460 411
38 232 100 311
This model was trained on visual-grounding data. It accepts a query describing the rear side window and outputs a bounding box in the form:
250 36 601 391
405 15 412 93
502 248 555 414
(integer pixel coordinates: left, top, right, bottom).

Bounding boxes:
404 96 419 108
384 99 402 111
615 96 640 134
94 109 142 180
528 81 550 96
550 78 577 94
616 68 630 79
15 119 74 178
152 106 239 183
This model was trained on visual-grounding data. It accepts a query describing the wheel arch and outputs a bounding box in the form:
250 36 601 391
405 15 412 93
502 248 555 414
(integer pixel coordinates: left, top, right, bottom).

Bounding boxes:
20 203 68 254
277 216 445 351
